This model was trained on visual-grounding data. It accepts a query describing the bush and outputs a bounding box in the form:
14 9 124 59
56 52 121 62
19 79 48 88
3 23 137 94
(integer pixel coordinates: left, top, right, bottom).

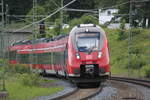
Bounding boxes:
130 28 142 36
117 20 127 40
127 54 145 69
141 65 150 78
20 73 42 87
69 14 98 27
117 29 127 40
8 64 30 74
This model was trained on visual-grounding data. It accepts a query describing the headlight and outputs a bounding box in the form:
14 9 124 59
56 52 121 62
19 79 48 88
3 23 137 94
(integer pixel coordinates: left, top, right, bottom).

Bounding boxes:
76 53 80 59
98 52 102 58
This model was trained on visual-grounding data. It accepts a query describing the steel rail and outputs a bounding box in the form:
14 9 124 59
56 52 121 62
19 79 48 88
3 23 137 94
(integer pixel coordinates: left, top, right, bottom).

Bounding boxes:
57 87 102 100
109 76 150 88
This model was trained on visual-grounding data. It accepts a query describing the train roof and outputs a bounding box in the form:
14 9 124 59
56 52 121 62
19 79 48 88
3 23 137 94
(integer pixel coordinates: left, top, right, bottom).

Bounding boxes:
11 40 31 46
11 34 68 46
69 24 106 37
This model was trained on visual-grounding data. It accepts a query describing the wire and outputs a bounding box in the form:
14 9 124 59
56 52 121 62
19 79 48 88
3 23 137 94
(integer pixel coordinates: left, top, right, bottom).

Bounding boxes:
101 1 130 10
8 15 48 18
50 0 60 8
134 0 150 3
102 0 150 10
14 0 76 33
63 1 131 14
11 15 32 24
64 8 98 13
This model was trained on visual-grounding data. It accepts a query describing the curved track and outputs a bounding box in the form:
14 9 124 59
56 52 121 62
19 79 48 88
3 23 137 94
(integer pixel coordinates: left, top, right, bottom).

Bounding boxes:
59 87 102 100
42 76 102 100
109 76 150 88
103 76 150 100
44 76 150 100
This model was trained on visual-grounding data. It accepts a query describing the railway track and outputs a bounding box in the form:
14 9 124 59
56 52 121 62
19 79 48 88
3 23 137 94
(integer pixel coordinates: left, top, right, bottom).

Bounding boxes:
51 86 102 100
109 76 150 88
42 76 102 100
45 76 150 100
100 76 150 100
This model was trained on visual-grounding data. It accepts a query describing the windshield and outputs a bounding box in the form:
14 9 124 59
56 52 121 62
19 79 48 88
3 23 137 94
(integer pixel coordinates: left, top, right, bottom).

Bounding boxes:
76 32 100 52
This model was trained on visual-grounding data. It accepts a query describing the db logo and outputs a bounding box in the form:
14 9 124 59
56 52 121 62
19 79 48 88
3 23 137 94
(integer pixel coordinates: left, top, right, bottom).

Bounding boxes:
86 55 92 59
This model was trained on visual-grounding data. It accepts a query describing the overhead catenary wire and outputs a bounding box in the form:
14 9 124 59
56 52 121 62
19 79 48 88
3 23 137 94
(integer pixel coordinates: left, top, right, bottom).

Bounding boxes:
9 1 134 19
100 0 150 10
100 1 130 10
134 0 150 3
8 15 49 18
63 1 132 14
13 0 149 33
64 8 98 13
14 0 76 33
102 0 150 10
51 0 60 8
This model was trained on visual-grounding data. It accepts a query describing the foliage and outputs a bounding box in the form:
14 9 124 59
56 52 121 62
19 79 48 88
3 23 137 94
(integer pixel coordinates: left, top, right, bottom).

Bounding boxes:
94 0 116 8
53 19 61 36
26 5 45 21
45 19 62 38
7 79 63 100
69 15 98 27
4 0 150 28
141 64 150 78
107 28 150 77
117 20 127 40
130 28 142 36
4 0 32 15
20 73 42 87
7 64 30 74
129 54 145 69
0 61 64 100
45 15 98 38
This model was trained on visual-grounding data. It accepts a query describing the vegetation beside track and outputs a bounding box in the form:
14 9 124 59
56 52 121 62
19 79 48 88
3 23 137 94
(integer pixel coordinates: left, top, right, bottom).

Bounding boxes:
0 62 64 100
105 28 150 78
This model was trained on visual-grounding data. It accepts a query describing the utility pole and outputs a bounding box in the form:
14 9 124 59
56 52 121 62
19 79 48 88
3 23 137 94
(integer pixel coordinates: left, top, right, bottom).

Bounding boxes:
0 0 6 92
128 0 133 77
5 4 9 25
5 4 9 47
33 0 37 37
0 0 4 59
60 0 63 31
31 0 38 70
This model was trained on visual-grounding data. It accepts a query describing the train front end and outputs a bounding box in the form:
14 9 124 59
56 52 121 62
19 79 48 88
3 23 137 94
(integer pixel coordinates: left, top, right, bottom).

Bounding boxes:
67 24 110 83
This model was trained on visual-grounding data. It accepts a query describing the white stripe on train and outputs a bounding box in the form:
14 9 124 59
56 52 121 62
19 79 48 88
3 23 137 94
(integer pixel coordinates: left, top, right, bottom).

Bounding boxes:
17 44 66 52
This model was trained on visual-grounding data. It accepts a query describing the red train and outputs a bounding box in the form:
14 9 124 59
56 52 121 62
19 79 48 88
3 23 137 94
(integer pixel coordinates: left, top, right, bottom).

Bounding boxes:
9 24 110 86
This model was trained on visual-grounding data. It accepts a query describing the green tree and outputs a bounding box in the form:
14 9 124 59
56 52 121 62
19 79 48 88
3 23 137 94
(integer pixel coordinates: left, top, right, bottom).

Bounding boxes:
26 5 45 21
94 0 116 8
70 15 98 27
4 0 32 15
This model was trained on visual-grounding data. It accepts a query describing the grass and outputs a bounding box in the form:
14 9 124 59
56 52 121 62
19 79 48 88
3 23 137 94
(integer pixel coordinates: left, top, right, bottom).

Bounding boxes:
0 64 64 100
6 82 63 100
104 28 150 77
1 74 64 100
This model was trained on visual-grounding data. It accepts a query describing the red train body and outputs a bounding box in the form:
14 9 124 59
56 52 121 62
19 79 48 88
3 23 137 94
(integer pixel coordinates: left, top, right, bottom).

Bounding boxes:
9 24 110 84
9 40 32 64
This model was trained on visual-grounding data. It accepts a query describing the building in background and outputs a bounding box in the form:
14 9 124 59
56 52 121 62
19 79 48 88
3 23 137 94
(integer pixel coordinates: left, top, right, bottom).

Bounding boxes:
99 9 130 29
99 9 118 25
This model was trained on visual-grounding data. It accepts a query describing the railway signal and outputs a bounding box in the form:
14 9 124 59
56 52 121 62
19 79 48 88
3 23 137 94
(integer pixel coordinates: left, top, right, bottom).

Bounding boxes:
39 20 45 38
